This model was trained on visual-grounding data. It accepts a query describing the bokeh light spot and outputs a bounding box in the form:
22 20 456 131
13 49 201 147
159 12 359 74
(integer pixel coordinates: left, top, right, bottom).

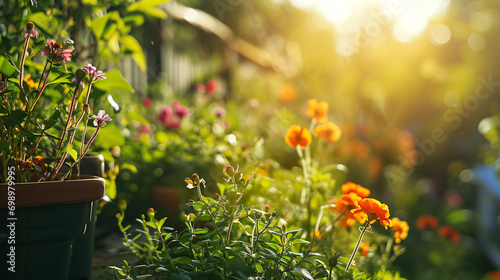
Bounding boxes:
470 12 492 32
468 33 485 51
431 24 451 45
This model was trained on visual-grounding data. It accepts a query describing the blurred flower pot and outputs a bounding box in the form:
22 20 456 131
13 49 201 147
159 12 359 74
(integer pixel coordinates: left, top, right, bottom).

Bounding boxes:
68 154 105 280
0 175 105 280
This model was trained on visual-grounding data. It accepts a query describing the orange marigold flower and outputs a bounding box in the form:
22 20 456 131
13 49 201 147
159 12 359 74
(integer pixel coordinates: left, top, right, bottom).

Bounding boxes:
280 84 296 102
285 125 312 149
313 122 341 143
359 242 370 257
416 215 438 230
351 198 392 229
305 99 328 123
391 217 409 244
438 226 460 243
341 182 370 198
484 271 500 280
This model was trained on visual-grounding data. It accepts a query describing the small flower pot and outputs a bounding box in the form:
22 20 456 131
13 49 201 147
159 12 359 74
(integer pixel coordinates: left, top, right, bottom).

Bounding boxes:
0 175 105 280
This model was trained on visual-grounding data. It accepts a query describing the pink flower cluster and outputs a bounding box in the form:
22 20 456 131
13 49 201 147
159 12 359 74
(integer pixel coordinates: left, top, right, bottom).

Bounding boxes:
83 63 107 82
158 100 190 129
195 79 218 95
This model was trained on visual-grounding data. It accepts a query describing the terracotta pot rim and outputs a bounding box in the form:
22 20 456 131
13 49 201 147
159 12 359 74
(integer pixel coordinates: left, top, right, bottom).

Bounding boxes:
0 175 105 208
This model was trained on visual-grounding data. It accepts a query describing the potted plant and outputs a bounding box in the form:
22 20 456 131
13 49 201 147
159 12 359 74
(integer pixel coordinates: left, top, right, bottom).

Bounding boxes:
0 21 112 279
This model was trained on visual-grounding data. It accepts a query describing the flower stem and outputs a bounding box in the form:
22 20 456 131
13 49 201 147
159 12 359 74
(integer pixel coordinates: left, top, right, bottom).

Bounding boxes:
30 61 53 111
53 82 80 164
19 34 30 108
80 126 100 160
345 221 371 272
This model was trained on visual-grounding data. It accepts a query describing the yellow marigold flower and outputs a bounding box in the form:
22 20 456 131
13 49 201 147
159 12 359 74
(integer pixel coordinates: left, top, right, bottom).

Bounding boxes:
313 121 341 143
310 230 322 239
305 99 328 123
24 74 37 89
285 125 311 149
391 217 409 243
351 198 392 229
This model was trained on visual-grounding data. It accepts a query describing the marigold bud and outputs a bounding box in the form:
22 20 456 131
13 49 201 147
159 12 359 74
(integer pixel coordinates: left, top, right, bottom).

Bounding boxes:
117 199 127 211
192 173 200 185
329 252 342 268
147 207 155 221
187 213 197 222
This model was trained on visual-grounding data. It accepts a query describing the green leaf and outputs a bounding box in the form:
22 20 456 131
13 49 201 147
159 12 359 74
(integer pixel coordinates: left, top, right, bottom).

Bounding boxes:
66 147 78 162
119 35 146 71
172 256 192 265
254 263 264 273
93 69 134 93
3 110 28 127
172 273 192 280
196 214 211 221
193 228 208 235
124 12 145 27
446 209 473 225
292 239 310 245
91 15 110 39
157 217 167 229
128 0 170 19
188 201 205 212
45 108 61 130
127 109 149 124
93 122 125 149
47 73 74 85
0 54 17 76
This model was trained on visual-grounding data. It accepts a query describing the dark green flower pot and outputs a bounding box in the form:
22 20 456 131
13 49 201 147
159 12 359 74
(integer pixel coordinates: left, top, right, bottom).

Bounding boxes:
0 175 105 280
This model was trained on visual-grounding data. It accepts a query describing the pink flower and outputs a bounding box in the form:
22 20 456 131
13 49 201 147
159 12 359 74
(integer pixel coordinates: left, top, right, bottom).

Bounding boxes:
173 100 189 118
142 97 152 109
159 105 172 123
89 110 112 127
164 115 181 129
83 63 106 82
23 22 39 39
215 106 226 117
41 39 73 64
195 83 205 93
140 124 151 134
136 124 151 140
205 79 218 94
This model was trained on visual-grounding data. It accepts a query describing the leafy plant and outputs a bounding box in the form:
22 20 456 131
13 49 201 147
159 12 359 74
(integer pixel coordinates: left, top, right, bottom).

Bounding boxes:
113 164 407 279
